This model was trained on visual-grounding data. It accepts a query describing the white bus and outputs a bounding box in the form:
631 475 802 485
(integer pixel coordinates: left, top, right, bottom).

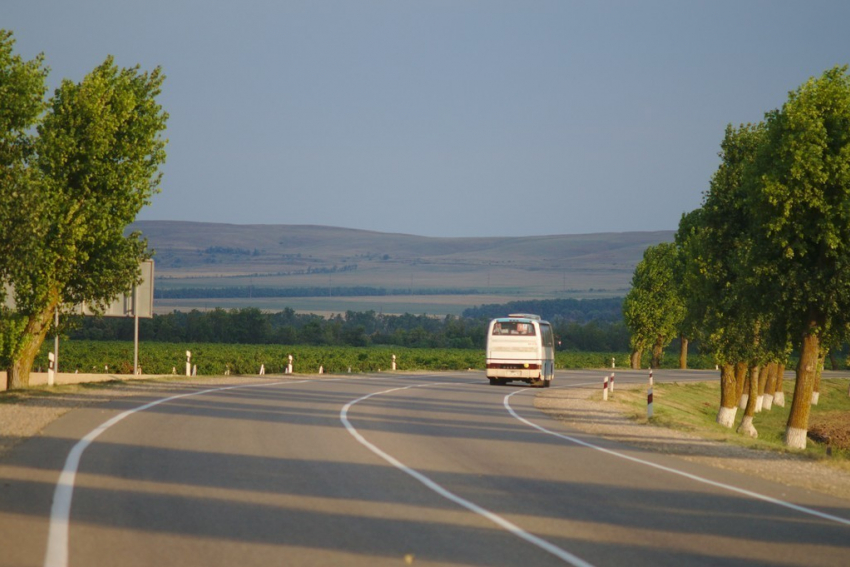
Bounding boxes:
485 314 555 387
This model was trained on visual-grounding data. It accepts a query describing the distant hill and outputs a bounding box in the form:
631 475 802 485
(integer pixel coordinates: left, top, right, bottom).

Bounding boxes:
130 221 674 315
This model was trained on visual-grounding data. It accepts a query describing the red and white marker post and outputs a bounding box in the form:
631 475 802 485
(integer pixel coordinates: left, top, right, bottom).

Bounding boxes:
647 369 654 419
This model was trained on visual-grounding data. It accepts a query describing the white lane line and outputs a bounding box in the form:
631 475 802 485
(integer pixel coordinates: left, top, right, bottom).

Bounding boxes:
504 386 850 527
340 383 596 567
43 379 309 567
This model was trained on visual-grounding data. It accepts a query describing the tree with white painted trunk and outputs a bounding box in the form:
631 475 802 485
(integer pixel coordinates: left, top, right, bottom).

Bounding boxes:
737 365 761 438
675 125 766 429
744 67 850 449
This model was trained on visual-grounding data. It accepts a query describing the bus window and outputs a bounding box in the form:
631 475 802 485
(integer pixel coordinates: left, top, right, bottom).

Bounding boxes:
492 321 536 336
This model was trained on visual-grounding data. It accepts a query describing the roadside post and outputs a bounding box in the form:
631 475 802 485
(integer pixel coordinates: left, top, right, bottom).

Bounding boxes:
48 352 55 386
185 351 192 377
392 354 397 371
287 354 293 374
602 374 609 401
647 369 654 419
609 372 615 395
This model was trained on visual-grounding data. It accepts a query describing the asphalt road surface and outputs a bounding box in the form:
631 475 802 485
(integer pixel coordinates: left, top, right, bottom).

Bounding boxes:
1 370 848 566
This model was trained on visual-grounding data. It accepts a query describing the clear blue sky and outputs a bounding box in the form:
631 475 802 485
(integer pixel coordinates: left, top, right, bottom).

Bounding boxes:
4 1 849 237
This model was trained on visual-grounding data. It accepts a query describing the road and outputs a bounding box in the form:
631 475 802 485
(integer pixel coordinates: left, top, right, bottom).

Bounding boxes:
1 370 848 566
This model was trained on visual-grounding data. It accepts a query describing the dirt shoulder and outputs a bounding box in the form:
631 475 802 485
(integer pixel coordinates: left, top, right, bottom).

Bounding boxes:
535 383 850 502
0 376 283 460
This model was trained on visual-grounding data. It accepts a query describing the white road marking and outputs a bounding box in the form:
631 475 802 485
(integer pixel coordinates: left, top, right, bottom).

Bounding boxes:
340 383 596 567
43 379 309 567
504 383 850 527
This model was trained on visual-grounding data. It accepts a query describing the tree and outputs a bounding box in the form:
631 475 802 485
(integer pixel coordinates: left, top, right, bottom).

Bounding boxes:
745 66 850 449
2 51 167 389
679 123 768 429
622 243 685 369
0 31 48 384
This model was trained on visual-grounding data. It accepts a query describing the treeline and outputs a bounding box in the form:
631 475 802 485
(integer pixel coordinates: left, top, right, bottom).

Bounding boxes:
68 303 632 352
622 66 850 450
155 286 482 299
463 297 623 323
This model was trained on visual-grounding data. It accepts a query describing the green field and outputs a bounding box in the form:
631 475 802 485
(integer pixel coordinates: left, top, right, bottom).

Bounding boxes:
36 341 637 376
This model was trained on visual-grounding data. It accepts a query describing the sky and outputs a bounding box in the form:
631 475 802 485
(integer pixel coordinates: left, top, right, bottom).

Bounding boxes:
4 1 850 238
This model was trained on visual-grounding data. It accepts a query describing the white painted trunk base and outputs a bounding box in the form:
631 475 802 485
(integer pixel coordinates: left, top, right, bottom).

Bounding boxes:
716 406 736 428
761 394 773 411
773 391 785 407
811 391 820 405
785 427 808 450
737 415 758 438
754 395 763 412
738 394 749 410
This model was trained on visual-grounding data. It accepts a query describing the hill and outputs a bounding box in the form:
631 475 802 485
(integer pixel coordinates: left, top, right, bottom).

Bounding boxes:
131 221 674 315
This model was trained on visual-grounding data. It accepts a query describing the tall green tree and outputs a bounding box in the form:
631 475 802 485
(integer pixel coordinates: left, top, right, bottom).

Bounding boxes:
681 123 769 430
2 52 167 389
622 242 685 369
0 31 48 381
745 66 850 449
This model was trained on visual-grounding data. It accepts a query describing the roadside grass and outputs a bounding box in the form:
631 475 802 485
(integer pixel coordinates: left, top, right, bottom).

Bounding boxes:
611 377 850 468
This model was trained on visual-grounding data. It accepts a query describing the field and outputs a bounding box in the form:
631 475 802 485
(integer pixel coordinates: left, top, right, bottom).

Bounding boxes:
36 341 638 376
135 221 673 315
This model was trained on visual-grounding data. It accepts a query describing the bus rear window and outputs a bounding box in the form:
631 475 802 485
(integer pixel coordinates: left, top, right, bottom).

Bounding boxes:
492 322 536 336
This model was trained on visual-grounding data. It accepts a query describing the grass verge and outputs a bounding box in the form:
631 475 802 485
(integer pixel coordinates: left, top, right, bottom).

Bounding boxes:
611 377 850 468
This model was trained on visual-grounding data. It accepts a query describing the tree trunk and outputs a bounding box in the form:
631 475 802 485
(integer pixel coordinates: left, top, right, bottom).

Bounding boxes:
651 336 664 369
734 361 748 405
716 363 737 428
762 362 778 411
812 350 825 405
773 363 786 407
755 362 770 412
785 330 819 450
630 349 642 369
737 364 760 437
737 364 751 410
5 304 55 390
679 336 688 369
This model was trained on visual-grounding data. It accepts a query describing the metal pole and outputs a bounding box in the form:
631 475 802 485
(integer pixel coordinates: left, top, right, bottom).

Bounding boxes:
133 284 140 375
52 307 59 385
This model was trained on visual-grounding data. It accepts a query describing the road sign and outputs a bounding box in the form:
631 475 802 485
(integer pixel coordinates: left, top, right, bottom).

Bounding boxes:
2 260 154 318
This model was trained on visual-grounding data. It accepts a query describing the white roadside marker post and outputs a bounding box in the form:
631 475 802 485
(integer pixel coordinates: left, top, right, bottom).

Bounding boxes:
602 374 609 401
48 352 55 387
185 351 192 377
